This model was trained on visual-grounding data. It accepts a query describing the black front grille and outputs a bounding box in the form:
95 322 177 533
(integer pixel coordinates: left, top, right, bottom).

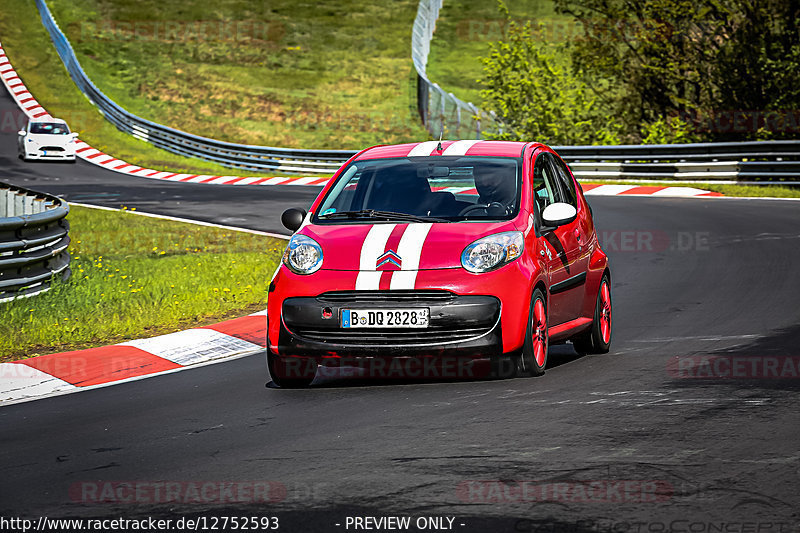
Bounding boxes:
290 326 491 345
280 292 502 355
39 146 65 152
317 290 456 304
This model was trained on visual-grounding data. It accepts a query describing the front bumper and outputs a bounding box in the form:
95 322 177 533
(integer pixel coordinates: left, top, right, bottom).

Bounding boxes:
24 150 76 160
278 290 502 359
268 262 541 359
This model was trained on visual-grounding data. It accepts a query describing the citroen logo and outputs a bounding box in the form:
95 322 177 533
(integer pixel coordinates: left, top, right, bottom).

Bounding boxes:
376 250 402 270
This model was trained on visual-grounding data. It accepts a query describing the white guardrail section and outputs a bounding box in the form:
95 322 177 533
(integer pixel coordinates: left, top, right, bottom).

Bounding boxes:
0 183 70 303
33 0 800 182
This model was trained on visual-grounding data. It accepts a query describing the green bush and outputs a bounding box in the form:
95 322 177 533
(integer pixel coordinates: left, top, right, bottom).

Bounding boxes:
478 2 623 145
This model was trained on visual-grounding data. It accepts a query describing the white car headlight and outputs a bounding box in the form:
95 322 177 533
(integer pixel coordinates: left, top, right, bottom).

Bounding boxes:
461 231 524 273
282 234 323 274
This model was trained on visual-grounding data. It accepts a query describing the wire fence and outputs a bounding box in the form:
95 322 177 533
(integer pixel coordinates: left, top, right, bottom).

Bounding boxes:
411 0 501 139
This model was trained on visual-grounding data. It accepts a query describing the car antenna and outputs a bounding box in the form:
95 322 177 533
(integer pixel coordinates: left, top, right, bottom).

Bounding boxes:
436 127 443 152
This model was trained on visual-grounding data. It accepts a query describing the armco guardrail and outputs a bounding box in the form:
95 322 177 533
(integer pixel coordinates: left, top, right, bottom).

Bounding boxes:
555 140 800 183
34 0 354 174
0 182 70 303
411 0 501 138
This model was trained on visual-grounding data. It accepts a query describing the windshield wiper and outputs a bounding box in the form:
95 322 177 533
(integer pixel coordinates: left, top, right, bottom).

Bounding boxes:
319 209 449 223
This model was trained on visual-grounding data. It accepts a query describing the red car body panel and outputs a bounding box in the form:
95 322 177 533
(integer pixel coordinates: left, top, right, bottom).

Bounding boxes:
268 140 609 362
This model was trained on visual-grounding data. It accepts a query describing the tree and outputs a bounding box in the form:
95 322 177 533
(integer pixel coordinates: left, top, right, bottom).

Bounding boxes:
553 0 800 140
478 3 623 145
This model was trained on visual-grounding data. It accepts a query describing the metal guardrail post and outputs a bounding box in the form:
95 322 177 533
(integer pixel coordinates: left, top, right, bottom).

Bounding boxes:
0 182 71 303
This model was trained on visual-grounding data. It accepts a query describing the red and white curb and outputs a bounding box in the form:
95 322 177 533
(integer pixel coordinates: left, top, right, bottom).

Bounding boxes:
0 311 268 406
1 41 722 198
580 184 721 197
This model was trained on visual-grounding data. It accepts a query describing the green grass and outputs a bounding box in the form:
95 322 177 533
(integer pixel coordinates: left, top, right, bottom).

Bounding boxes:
31 0 427 150
0 205 285 361
581 181 800 198
0 0 429 174
0 1 271 177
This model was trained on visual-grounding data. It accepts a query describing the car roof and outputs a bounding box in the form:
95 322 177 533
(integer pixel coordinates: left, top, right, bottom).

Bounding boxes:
354 140 545 161
29 117 67 125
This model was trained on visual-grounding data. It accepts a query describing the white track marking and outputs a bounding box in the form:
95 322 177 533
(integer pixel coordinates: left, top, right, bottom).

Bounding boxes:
584 185 637 195
651 187 712 197
234 177 262 186
442 139 481 156
69 203 290 240
121 329 262 366
0 364 76 403
291 177 321 185
263 177 291 185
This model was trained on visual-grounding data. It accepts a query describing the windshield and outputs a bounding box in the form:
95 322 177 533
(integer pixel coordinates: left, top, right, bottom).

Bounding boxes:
30 122 70 135
314 156 520 223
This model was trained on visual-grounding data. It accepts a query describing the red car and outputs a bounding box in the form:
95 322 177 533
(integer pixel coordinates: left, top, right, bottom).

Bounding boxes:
268 140 612 387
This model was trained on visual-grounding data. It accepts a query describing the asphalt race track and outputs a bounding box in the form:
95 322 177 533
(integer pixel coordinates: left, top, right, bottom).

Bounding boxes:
1 86 799 531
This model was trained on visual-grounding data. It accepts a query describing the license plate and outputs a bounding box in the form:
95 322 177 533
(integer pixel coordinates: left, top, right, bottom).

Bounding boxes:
341 308 429 328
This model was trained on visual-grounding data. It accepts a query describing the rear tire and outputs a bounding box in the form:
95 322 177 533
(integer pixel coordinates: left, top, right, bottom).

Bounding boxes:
267 349 315 388
515 288 548 377
573 274 612 354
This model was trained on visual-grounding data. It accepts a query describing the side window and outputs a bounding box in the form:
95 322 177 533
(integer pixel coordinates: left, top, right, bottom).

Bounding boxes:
550 156 578 207
532 153 560 215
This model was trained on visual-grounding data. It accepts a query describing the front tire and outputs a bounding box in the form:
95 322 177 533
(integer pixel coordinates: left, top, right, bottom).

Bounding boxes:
515 288 548 377
573 274 612 354
267 349 316 388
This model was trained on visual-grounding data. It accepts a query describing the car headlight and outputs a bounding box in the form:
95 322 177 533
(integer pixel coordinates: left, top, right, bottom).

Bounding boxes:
282 234 323 274
461 231 524 273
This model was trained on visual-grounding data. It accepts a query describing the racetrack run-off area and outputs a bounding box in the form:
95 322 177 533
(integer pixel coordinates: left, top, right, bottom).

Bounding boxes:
1 74 800 530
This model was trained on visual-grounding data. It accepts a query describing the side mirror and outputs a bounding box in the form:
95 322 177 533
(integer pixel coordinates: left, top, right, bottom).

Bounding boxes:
17 130 25 136
70 132 79 138
281 208 307 232
541 202 577 228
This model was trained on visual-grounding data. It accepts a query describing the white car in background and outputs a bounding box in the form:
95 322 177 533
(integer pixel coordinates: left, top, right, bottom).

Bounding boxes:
18 118 78 162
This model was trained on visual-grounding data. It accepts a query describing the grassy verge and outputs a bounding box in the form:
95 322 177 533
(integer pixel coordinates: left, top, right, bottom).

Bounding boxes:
0 1 268 177
581 181 800 198
14 0 427 151
0 205 285 362
0 0 428 175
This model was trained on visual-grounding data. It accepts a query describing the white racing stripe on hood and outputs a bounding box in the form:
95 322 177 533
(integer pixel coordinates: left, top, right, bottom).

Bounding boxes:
407 140 440 157
355 224 396 290
441 139 480 156
390 223 433 290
